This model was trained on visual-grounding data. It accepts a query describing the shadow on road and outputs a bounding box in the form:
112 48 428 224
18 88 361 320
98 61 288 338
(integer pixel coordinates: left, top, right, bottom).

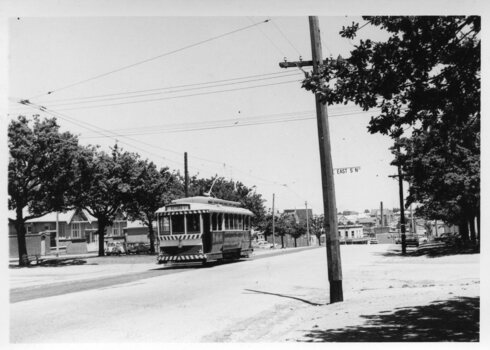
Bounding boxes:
379 244 480 258
244 289 325 306
300 296 479 342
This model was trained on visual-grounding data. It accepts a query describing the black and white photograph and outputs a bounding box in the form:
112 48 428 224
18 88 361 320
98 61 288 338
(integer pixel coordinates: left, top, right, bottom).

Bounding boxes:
2 0 487 345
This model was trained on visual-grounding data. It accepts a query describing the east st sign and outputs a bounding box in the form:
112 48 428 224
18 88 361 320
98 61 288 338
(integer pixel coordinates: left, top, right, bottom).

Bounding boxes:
334 167 361 175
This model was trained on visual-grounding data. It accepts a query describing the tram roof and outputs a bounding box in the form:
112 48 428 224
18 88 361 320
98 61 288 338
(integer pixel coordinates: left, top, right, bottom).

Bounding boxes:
156 196 254 216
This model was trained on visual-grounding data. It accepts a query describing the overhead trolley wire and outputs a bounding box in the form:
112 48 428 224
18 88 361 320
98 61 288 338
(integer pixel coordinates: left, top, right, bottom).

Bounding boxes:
80 108 382 139
33 70 301 105
40 72 303 108
27 18 272 100
18 101 189 170
270 19 303 57
53 79 302 111
247 17 288 58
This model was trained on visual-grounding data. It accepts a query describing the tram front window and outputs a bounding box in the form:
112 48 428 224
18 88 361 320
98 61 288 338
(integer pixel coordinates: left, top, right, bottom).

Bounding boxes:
187 214 201 233
171 215 185 234
160 216 170 235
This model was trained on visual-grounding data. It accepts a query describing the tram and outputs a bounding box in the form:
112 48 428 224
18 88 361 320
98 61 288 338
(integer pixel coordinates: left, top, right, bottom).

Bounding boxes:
156 196 254 264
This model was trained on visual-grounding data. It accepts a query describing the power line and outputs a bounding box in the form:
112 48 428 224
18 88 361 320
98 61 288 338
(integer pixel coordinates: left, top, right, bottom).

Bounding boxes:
80 108 379 138
53 79 303 111
27 19 271 100
40 72 303 108
248 17 288 58
270 19 302 57
33 70 300 105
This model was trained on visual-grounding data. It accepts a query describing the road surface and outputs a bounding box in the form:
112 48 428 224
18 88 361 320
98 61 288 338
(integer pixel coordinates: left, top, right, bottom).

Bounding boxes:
10 245 479 342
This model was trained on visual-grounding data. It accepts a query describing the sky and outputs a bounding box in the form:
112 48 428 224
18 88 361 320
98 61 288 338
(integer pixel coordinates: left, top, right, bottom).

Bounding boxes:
3 0 488 216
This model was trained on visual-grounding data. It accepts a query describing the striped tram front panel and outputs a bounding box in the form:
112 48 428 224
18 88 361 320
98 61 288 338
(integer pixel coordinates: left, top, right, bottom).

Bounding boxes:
160 234 202 241
158 233 204 263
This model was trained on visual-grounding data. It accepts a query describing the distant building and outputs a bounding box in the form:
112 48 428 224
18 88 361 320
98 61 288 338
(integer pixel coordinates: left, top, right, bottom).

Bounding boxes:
283 208 313 226
338 224 364 240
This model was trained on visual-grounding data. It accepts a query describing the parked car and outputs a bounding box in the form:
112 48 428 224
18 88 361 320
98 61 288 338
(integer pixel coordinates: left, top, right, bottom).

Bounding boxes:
105 242 125 255
126 243 151 254
395 235 427 246
369 239 378 244
257 241 274 249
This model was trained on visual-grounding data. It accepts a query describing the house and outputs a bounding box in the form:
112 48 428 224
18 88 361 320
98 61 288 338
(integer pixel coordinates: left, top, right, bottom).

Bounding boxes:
8 208 127 257
283 208 313 226
338 224 364 240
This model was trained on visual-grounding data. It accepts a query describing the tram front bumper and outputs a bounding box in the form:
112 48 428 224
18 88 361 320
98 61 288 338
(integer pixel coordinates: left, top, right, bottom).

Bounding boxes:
158 254 206 263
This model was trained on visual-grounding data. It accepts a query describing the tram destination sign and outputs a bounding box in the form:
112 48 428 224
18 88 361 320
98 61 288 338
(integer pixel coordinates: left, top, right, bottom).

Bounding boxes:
166 204 190 211
334 166 361 175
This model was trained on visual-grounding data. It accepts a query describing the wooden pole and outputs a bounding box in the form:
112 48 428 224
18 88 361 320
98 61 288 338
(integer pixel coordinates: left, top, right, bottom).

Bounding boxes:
309 16 343 303
305 201 310 246
272 193 276 248
56 212 59 257
397 158 407 254
184 152 189 197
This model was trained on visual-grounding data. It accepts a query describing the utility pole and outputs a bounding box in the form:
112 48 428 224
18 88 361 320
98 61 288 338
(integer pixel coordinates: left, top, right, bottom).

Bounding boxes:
305 201 310 246
272 193 276 248
279 16 343 303
389 145 407 254
380 201 384 227
410 204 415 235
56 212 59 257
184 152 189 197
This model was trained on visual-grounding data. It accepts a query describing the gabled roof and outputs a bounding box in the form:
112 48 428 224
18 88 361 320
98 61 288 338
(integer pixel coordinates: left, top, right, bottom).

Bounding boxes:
8 209 97 224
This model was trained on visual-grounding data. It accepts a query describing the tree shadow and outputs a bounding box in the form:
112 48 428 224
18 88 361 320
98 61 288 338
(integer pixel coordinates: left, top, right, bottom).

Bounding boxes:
300 296 479 342
379 244 480 258
244 289 325 306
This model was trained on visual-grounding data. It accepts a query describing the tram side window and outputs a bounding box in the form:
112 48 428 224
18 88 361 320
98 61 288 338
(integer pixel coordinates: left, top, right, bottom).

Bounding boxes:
160 216 171 235
217 213 223 230
187 214 201 233
238 215 243 230
212 213 217 231
244 216 249 230
171 215 185 234
225 214 232 230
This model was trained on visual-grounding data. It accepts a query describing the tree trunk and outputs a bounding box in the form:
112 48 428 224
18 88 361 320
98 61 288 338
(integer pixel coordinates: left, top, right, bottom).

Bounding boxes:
281 235 284 249
148 220 155 254
97 221 107 256
15 207 29 266
469 216 476 243
476 212 480 244
458 218 469 242
294 237 297 247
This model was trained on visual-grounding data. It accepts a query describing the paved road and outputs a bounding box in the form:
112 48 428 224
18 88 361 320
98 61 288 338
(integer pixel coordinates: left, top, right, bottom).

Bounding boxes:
11 246 331 342
10 246 316 303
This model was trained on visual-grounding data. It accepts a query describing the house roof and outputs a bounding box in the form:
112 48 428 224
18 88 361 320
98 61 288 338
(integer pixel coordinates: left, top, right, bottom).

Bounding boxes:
8 209 97 224
283 209 312 225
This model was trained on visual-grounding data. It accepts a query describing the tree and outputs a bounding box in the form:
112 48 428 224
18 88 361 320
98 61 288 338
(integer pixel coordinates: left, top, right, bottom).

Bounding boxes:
310 215 325 246
126 161 182 253
275 213 297 248
291 222 307 247
8 115 83 266
257 213 274 242
188 176 266 227
302 16 480 242
75 145 143 256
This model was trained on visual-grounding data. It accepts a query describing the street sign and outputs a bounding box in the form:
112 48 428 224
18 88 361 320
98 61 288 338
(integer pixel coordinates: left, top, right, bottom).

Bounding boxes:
333 166 361 175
